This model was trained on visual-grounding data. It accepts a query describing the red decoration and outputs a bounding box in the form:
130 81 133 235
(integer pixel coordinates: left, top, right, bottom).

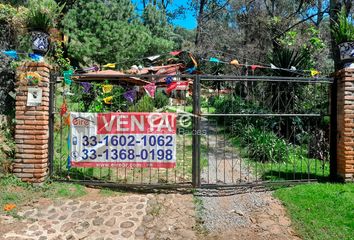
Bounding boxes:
167 82 177 94
60 102 67 116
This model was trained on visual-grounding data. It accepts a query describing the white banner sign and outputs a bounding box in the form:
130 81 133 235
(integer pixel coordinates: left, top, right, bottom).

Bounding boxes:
69 112 177 168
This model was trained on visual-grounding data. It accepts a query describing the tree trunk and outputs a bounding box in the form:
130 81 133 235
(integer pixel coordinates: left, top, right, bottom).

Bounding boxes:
195 0 207 47
330 0 342 71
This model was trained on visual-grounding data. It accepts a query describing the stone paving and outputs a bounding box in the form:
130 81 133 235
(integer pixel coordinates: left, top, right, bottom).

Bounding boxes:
2 195 148 240
1 189 299 240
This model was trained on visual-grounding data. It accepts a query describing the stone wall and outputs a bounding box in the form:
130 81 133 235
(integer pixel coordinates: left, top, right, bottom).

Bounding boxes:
13 62 51 183
336 68 354 182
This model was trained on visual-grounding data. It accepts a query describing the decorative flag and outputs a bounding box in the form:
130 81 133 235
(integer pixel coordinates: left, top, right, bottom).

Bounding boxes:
167 82 177 94
80 82 92 93
63 70 73 85
144 82 157 98
310 69 320 77
65 113 71 126
290 66 297 71
60 101 67 116
67 134 71 170
170 51 181 56
270 63 279 69
250 65 258 71
209 57 220 63
67 155 71 171
102 84 113 93
185 67 196 74
28 53 43 62
174 81 189 91
83 65 99 72
103 63 116 68
165 76 173 84
147 55 161 61
123 90 136 103
189 53 198 67
3 50 18 59
230 59 239 66
103 96 113 104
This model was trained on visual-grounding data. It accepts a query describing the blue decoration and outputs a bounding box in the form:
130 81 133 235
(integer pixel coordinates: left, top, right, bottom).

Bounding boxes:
209 57 220 63
165 76 173 84
80 82 92 93
3 50 18 59
28 53 43 62
185 67 196 74
67 135 71 170
63 70 73 85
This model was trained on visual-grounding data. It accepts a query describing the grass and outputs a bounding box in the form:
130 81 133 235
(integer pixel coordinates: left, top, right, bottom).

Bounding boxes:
193 195 209 235
99 188 124 197
0 175 87 216
228 134 329 182
274 183 354 240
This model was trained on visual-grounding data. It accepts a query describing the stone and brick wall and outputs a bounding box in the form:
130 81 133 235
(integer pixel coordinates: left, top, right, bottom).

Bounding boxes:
13 62 51 183
336 68 354 182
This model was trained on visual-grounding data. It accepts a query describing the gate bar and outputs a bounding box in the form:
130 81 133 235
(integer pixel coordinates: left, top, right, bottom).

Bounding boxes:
192 75 201 187
48 72 56 176
201 113 326 117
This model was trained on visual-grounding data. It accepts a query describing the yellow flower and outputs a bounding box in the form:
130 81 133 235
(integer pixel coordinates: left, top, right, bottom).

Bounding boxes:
103 63 116 68
102 84 113 93
103 96 113 104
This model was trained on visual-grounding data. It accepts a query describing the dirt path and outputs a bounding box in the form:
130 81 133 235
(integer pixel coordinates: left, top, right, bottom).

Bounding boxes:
197 119 301 240
200 119 254 184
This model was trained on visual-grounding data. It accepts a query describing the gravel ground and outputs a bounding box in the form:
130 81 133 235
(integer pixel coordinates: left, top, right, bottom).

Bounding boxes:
197 189 301 240
197 120 301 240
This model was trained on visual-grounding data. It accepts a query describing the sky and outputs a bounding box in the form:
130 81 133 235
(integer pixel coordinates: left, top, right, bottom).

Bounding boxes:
133 0 197 30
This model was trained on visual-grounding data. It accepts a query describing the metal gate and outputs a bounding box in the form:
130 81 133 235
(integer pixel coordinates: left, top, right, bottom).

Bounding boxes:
48 74 334 188
193 75 334 187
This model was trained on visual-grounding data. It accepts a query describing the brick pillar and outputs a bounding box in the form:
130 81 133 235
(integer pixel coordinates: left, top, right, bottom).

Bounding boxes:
336 68 354 182
13 62 51 183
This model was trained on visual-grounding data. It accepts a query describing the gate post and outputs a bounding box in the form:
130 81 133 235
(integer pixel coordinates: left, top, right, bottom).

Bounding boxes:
13 62 51 184
192 75 201 187
336 68 354 182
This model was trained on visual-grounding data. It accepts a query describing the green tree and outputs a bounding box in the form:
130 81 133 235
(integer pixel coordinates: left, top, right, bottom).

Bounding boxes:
62 0 174 67
141 3 175 54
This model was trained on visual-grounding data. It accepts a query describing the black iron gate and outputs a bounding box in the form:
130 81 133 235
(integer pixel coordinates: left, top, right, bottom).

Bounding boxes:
48 74 334 188
193 75 333 187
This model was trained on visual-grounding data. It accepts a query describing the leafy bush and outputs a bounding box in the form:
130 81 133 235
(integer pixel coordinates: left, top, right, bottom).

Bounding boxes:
332 7 354 44
241 126 289 163
128 95 154 112
26 0 63 32
200 96 209 108
154 91 169 109
0 54 15 116
0 125 15 176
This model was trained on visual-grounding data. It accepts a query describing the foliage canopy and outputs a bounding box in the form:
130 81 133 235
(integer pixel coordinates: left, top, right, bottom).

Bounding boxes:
62 0 175 67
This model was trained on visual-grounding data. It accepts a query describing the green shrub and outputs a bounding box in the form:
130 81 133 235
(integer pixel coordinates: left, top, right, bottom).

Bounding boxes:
241 126 289 162
26 0 63 32
129 95 154 112
332 6 354 44
200 96 209 108
154 91 169 109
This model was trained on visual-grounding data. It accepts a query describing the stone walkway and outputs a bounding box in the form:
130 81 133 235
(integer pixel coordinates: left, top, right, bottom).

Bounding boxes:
2 194 148 240
0 191 198 240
